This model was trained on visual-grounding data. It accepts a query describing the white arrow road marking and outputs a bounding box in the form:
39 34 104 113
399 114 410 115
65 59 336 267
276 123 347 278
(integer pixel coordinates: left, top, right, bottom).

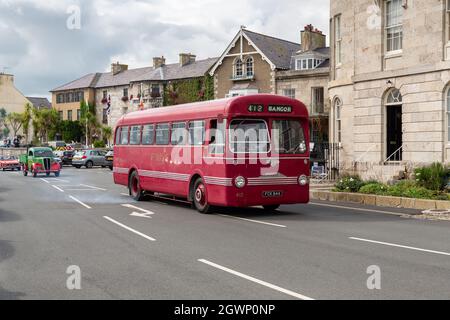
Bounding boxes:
40 178 50 184
218 214 286 228
198 259 314 300
104 216 156 242
121 204 155 218
80 184 107 191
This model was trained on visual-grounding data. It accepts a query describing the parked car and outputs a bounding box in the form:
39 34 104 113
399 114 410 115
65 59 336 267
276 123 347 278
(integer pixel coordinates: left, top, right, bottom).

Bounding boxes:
104 150 114 170
19 147 61 177
0 155 21 171
55 150 75 166
72 150 108 169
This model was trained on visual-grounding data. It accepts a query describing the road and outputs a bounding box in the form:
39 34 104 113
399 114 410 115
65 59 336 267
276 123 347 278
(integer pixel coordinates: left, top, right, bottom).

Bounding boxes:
0 167 449 300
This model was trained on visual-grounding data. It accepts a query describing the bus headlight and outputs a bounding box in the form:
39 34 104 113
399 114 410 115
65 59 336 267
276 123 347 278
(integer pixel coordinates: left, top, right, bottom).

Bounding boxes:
298 175 309 186
235 176 246 189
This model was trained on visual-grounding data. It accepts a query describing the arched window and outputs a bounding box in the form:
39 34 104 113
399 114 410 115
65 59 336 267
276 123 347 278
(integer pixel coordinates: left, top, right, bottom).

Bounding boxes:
234 58 243 78
334 98 342 144
246 57 254 77
386 88 402 105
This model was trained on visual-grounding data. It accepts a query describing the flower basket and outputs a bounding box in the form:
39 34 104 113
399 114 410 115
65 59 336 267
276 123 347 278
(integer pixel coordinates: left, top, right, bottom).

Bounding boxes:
101 98 108 104
150 92 161 99
121 96 129 102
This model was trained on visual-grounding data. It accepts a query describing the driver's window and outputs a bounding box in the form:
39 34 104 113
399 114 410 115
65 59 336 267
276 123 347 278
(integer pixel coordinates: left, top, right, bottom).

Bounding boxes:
208 119 225 154
28 151 33 157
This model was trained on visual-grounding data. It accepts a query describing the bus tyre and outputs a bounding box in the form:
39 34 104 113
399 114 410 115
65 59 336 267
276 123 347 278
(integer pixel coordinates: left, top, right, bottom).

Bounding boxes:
193 178 211 214
263 205 280 211
129 171 144 201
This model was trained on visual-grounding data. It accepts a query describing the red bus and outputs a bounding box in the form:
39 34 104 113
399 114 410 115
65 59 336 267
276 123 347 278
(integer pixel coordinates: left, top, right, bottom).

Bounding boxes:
113 94 310 213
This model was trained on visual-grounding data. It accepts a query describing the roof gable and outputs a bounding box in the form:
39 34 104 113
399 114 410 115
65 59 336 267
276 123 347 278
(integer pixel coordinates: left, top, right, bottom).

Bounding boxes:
210 28 301 75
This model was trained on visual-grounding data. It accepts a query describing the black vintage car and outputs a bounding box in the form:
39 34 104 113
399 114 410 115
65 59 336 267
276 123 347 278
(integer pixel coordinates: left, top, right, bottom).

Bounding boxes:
104 150 114 170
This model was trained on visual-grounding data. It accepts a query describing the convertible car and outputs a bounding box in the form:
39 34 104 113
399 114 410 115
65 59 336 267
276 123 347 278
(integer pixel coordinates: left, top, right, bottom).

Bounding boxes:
0 155 21 171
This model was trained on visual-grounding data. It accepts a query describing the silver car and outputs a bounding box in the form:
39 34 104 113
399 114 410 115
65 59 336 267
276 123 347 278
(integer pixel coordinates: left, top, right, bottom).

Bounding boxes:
72 150 108 169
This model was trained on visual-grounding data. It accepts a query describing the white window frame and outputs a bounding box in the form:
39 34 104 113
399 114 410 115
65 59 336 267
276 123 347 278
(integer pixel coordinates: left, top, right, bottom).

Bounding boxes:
283 88 296 99
334 14 342 66
234 58 243 78
385 0 403 54
245 56 254 77
334 98 342 144
312 87 325 114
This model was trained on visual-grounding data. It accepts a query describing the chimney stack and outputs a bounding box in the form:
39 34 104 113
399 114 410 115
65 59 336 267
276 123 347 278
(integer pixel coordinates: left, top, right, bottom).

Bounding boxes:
179 53 196 67
301 24 326 52
153 56 166 69
111 62 129 75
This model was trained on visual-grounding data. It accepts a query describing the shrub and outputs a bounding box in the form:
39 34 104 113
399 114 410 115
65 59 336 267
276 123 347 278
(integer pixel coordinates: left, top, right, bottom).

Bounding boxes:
93 140 106 148
415 163 449 191
400 186 436 200
386 180 416 197
335 175 365 193
359 183 388 195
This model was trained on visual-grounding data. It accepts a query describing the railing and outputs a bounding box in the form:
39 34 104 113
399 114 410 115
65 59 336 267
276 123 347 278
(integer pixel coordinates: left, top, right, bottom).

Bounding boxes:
230 74 255 81
310 142 340 182
384 145 403 164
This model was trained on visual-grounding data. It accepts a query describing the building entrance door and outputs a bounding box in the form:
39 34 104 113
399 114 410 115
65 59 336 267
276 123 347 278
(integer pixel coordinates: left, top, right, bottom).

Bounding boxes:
386 105 402 161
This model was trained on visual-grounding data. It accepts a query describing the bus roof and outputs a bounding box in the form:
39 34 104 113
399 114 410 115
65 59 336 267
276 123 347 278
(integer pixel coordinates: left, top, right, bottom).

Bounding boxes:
117 94 309 127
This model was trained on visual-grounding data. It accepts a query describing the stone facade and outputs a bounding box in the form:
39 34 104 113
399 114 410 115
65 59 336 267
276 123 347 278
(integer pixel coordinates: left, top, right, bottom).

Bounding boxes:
329 0 450 180
0 73 32 141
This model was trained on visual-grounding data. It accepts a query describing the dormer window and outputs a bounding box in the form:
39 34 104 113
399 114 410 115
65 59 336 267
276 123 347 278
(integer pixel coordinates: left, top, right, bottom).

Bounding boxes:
295 58 324 70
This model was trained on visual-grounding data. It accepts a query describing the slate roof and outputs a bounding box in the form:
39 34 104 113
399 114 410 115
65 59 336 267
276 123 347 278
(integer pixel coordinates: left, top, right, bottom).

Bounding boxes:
243 30 301 70
26 97 52 109
51 58 218 92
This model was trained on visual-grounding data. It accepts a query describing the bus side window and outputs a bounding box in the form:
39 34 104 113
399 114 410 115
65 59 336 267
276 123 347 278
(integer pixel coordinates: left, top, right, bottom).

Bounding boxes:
115 128 121 145
120 126 130 145
171 122 187 145
208 119 225 154
156 123 170 145
142 125 155 145
189 120 205 146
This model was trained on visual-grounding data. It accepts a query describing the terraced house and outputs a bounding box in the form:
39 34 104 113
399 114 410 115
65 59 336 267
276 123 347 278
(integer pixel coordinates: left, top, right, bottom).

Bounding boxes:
329 0 450 181
51 54 217 128
210 26 330 145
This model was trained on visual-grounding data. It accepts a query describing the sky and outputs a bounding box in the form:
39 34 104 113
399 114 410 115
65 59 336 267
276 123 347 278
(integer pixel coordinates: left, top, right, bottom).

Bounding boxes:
0 0 330 99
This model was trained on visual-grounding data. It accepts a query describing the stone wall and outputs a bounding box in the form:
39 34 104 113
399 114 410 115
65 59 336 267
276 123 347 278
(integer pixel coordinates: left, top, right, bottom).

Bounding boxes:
0 148 27 158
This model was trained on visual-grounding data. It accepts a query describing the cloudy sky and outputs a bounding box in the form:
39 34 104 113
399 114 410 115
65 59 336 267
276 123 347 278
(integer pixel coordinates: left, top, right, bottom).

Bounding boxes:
0 0 329 99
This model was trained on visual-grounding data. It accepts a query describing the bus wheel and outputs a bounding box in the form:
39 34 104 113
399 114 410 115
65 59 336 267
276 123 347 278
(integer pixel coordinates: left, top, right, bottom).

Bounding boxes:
263 205 280 211
193 178 211 214
129 171 144 201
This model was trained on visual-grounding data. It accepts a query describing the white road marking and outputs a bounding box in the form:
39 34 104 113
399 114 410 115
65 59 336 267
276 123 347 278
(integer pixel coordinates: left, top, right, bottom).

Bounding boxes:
52 185 64 193
52 178 70 183
80 184 107 191
309 202 407 216
198 259 314 300
69 196 92 209
66 189 100 192
121 204 155 218
40 178 50 184
218 214 287 228
121 193 130 196
103 216 156 242
349 237 450 256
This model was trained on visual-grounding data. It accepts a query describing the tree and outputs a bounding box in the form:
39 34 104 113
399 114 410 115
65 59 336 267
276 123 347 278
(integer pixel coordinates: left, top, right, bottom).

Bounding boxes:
6 112 24 138
32 108 59 143
21 103 33 144
80 101 100 146
101 126 113 146
0 108 6 139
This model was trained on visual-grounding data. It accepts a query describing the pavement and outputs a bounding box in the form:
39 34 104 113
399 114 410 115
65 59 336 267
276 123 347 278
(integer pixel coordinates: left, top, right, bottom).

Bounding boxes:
0 167 450 300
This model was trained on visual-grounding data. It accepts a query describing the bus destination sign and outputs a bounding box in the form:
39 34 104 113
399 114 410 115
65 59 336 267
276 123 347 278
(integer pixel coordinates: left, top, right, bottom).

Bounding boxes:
268 105 292 113
248 105 293 113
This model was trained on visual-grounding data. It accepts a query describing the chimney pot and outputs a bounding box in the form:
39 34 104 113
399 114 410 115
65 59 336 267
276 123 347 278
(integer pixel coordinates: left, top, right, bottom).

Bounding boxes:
179 53 196 67
153 56 166 68
301 24 326 52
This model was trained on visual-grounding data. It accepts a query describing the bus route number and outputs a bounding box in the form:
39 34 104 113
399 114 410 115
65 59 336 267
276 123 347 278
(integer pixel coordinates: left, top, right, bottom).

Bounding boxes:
248 104 264 113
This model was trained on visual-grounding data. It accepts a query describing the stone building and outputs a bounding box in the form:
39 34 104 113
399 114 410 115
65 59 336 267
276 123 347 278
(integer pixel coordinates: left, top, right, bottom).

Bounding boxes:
51 54 217 129
0 73 32 141
329 0 450 180
210 26 330 144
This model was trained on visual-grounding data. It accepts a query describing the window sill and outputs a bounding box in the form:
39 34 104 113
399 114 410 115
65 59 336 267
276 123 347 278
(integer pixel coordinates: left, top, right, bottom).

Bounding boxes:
385 50 403 59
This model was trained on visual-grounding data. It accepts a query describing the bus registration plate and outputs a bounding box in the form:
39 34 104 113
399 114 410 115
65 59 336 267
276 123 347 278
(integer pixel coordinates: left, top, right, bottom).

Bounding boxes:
262 191 283 198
